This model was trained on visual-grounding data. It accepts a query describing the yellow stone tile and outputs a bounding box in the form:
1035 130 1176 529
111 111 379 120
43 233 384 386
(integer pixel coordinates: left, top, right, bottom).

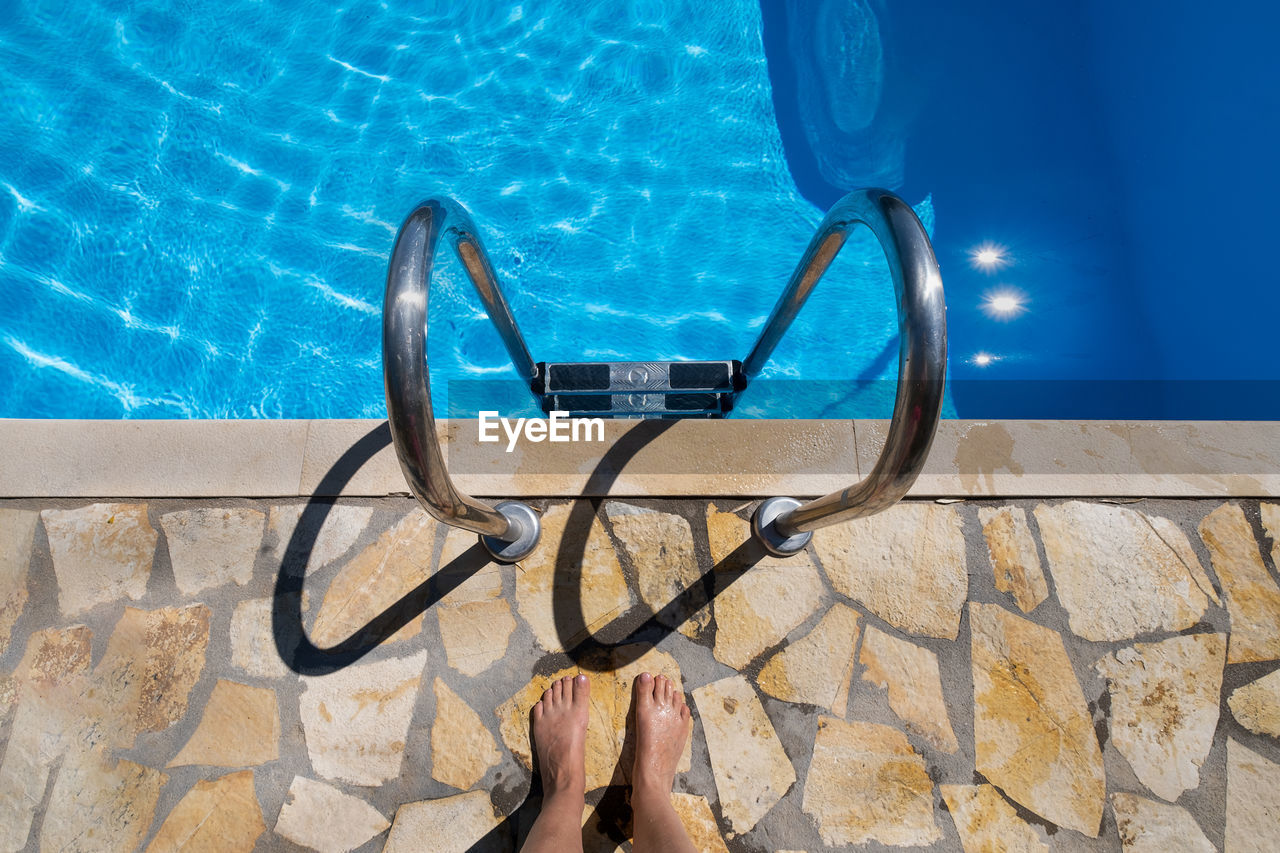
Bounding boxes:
1226 739 1280 853
230 597 290 679
437 528 513 677
606 503 708 639
311 510 438 647
1228 667 1280 739
858 625 958 753
941 784 1047 852
970 603 1104 837
431 678 502 791
0 626 95 849
1095 634 1225 801
1111 792 1214 853
802 717 939 847
266 503 374 573
0 701 59 848
96 604 212 745
707 507 825 669
383 791 504 853
42 503 157 617
438 527 504 602
0 508 38 656
978 505 1047 613
1262 502 1280 562
439 599 517 678
1199 503 1280 663
169 679 281 768
811 503 966 639
670 793 729 853
515 503 633 654
1144 514 1220 605
12 624 93 690
41 748 167 853
1035 502 1209 642
692 674 794 836
274 776 390 853
298 651 427 786
160 507 264 595
145 770 265 852
757 603 860 714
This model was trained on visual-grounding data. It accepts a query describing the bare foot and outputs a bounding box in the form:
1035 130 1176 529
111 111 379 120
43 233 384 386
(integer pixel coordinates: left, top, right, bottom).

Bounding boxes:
531 674 590 797
631 672 691 795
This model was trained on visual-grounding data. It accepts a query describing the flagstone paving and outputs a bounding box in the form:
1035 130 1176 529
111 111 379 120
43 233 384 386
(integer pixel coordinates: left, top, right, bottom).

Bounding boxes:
0 497 1278 851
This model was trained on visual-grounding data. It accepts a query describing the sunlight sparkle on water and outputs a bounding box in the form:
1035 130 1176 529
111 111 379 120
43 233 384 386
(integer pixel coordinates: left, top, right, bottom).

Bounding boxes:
981 287 1027 319
969 242 1010 271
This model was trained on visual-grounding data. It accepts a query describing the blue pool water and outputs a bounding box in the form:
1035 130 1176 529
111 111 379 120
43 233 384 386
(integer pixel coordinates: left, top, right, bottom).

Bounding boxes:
2 0 1277 419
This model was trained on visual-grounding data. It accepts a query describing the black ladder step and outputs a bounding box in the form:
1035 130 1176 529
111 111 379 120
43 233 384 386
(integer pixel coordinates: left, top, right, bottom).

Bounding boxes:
534 360 745 418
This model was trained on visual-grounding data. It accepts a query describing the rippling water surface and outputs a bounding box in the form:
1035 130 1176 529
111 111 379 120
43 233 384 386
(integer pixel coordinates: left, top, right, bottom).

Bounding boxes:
0 0 916 417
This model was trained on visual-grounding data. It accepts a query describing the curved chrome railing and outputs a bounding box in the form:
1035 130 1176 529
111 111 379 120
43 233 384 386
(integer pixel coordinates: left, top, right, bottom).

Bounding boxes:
383 198 540 561
747 188 947 555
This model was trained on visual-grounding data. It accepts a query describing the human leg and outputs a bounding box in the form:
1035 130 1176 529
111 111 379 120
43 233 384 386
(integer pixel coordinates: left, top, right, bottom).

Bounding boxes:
520 674 590 853
629 672 697 853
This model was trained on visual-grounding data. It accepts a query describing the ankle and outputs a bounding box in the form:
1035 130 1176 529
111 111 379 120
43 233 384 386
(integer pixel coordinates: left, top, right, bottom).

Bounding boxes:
631 773 674 802
541 769 586 800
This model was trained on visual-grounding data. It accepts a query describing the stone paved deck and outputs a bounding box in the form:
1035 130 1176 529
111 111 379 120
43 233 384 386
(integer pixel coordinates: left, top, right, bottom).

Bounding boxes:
1 496 1279 851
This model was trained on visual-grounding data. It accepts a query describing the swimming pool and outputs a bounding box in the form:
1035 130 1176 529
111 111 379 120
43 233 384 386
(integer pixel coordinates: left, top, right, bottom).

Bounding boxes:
2 0 1277 419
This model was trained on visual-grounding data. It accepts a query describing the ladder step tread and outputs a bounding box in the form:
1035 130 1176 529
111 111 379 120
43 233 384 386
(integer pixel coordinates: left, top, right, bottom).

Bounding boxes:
534 360 744 418
540 360 741 393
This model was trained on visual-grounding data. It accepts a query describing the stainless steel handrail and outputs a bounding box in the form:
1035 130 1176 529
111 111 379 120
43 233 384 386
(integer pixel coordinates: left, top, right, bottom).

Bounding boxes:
747 188 947 555
383 198 540 562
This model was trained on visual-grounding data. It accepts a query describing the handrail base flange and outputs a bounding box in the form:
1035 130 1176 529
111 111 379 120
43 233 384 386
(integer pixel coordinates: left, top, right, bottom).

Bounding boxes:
751 497 813 558
481 501 542 563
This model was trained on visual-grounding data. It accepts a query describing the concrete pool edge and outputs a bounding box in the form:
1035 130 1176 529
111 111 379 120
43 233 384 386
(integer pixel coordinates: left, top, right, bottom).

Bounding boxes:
1 419 1277 499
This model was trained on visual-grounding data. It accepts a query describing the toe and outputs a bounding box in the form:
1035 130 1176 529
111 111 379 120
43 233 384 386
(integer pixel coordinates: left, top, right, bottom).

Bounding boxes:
572 673 590 705
532 700 544 720
541 686 554 706
635 672 654 704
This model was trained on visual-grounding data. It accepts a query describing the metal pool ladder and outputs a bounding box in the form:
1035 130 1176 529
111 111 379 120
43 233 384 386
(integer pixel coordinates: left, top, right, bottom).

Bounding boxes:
382 189 946 561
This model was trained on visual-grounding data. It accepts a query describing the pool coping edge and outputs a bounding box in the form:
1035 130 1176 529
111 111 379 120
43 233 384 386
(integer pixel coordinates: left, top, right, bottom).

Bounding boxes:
1 419 1277 499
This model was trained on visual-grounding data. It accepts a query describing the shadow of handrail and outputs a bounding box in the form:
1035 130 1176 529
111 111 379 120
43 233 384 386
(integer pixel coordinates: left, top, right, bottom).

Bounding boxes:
270 421 497 676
